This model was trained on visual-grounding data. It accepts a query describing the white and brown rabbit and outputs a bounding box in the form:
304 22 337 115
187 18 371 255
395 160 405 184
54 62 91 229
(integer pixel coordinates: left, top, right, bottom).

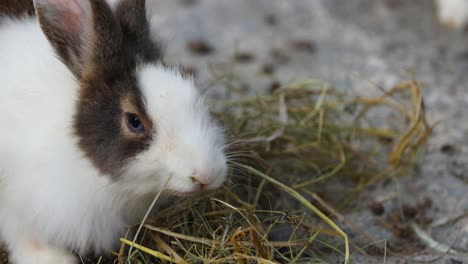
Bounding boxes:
0 0 227 263
435 0 468 29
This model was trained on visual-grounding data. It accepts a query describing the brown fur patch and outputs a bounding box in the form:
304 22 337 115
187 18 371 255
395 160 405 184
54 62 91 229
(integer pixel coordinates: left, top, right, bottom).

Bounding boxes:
120 96 142 117
75 69 154 178
70 0 162 178
22 0 164 178
0 0 35 19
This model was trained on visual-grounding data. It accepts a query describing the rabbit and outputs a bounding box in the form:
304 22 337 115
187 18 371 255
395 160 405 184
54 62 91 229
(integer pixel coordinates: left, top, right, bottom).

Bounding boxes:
435 0 468 29
0 0 228 263
0 0 35 18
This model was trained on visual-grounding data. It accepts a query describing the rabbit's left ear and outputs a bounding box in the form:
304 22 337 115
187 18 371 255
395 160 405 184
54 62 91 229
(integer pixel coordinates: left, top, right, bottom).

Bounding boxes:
34 0 122 77
113 0 161 63
115 0 149 37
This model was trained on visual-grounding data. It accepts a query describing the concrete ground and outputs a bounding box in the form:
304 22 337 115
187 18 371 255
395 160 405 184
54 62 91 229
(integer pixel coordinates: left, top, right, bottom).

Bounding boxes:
147 0 468 263
1 1 466 263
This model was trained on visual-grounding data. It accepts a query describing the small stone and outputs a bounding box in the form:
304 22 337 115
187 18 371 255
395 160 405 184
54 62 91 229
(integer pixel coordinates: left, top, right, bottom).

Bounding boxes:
264 14 278 26
234 52 255 63
402 204 418 219
394 225 412 238
369 201 385 216
291 40 317 54
187 40 215 55
269 81 281 93
261 63 275 75
440 144 456 155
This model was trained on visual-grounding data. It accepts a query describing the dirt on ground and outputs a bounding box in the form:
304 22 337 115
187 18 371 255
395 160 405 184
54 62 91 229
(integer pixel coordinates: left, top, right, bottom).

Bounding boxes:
147 0 468 263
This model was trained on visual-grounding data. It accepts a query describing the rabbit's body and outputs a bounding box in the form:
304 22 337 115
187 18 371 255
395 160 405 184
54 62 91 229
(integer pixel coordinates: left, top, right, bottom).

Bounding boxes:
0 17 122 251
436 0 468 29
0 1 227 263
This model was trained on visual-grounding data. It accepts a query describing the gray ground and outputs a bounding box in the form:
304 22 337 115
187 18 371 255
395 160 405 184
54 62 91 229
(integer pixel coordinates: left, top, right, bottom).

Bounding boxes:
147 0 468 263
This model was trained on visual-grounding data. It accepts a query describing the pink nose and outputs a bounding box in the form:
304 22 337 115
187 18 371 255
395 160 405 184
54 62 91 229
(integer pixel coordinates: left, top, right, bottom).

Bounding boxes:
190 167 226 191
190 168 220 190
190 175 209 189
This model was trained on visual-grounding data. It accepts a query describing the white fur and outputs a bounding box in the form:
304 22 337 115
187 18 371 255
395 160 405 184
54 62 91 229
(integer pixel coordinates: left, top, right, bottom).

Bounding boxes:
436 0 468 29
124 65 227 195
0 3 226 264
0 17 134 262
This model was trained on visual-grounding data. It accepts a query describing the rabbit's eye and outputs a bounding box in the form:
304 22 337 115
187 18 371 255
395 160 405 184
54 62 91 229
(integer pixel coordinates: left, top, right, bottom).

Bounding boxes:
125 113 144 133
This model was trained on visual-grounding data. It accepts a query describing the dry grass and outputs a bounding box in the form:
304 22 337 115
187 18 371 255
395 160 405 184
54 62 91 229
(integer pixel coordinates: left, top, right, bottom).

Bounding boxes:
105 76 431 264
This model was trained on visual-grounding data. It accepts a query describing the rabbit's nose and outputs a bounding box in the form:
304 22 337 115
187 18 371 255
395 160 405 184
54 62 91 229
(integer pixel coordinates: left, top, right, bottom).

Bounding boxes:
190 169 218 189
190 176 208 189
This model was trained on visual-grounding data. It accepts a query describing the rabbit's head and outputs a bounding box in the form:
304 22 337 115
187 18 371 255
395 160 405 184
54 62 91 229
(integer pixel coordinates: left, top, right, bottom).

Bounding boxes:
34 0 227 195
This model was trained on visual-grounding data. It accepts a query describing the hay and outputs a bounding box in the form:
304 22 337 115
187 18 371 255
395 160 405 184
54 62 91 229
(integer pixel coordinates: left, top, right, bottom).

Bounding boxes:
113 76 431 264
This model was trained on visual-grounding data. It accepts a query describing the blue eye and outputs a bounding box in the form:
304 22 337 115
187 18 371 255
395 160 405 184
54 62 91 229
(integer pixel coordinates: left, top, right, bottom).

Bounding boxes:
125 113 144 133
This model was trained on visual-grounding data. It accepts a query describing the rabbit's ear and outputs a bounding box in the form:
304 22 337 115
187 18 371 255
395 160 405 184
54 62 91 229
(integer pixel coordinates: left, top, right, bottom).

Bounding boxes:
113 0 161 62
115 0 149 37
34 0 121 77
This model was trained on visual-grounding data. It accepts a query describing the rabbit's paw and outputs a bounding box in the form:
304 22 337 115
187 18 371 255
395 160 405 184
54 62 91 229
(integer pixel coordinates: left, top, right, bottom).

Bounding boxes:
10 241 76 264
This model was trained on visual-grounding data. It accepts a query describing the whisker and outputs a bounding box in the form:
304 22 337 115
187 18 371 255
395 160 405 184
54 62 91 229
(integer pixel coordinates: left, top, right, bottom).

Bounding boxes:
225 153 256 159
222 139 245 149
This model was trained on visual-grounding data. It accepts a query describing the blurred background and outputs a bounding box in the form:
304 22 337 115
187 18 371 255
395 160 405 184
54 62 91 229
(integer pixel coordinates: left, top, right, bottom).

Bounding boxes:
147 0 468 141
145 0 468 262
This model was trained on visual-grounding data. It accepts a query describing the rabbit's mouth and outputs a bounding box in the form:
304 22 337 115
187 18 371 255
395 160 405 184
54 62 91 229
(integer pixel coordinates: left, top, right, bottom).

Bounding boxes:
170 190 200 197
168 186 217 197
163 169 226 196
